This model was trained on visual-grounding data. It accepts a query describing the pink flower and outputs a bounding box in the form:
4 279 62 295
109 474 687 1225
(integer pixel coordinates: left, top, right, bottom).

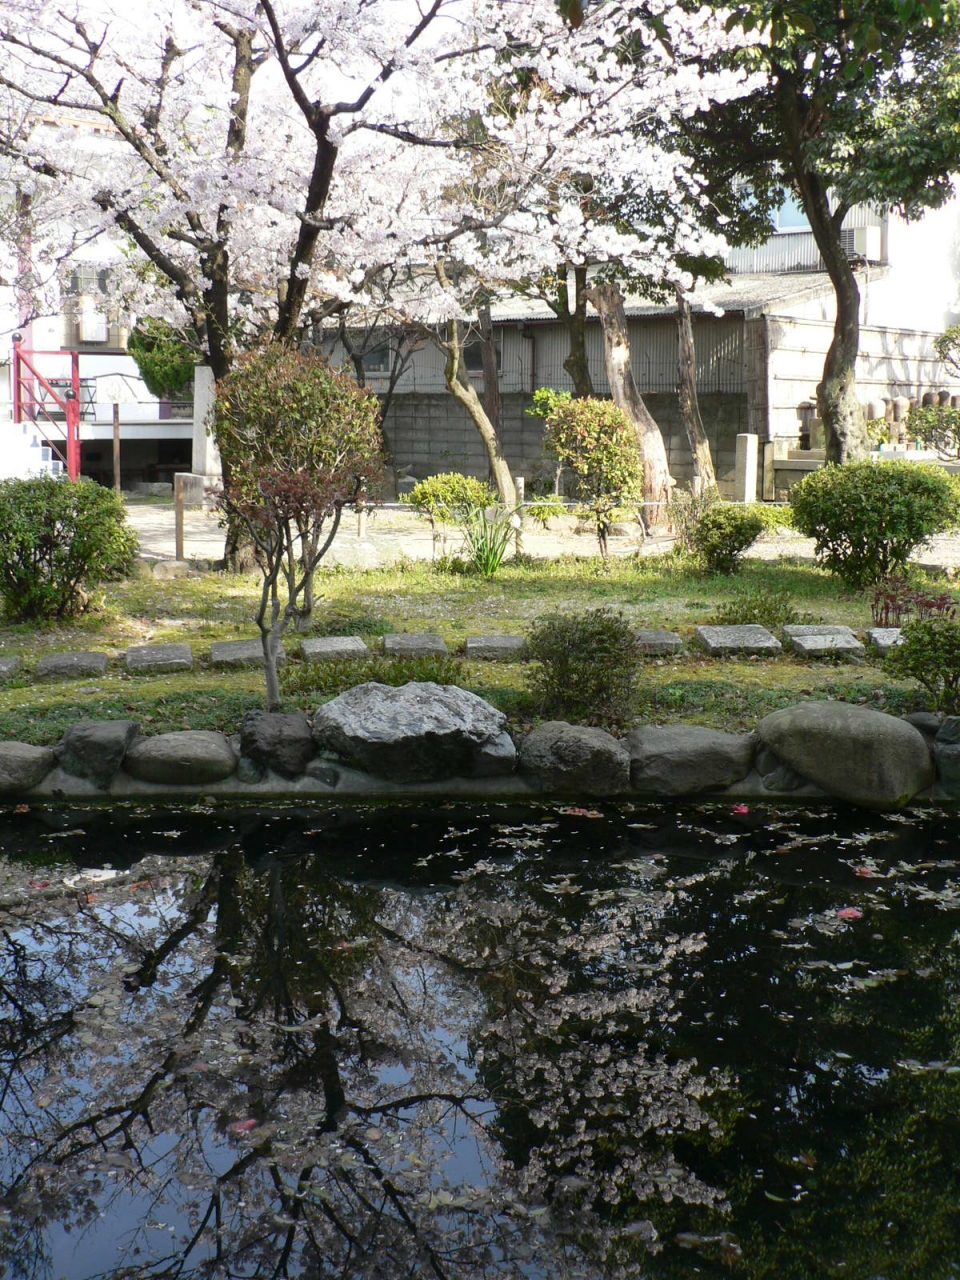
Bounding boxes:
837 907 863 921
732 804 750 816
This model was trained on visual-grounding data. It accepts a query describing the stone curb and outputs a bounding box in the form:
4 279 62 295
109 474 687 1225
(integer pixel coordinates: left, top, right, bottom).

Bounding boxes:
1 694 956 811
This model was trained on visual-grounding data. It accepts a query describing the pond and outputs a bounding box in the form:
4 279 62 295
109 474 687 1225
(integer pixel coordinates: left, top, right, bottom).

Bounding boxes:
1 801 959 1280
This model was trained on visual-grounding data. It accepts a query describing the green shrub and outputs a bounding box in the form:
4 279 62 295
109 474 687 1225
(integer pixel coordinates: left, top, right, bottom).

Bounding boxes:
524 607 639 725
668 484 721 554
790 461 960 588
531 393 643 557
710 585 805 631
691 504 766 574
406 473 492 527
0 476 138 620
747 502 794 533
886 617 960 713
906 405 960 460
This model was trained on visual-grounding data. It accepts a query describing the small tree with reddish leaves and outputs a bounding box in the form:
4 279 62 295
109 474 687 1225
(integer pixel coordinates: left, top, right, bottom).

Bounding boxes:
214 346 384 710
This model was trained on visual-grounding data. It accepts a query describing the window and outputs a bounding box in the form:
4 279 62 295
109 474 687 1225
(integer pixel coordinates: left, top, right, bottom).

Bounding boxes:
67 264 111 296
360 346 391 374
775 196 811 233
463 335 501 375
37 378 96 420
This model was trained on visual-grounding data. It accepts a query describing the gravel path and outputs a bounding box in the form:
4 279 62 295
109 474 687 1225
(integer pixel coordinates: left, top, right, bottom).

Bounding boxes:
125 501 960 574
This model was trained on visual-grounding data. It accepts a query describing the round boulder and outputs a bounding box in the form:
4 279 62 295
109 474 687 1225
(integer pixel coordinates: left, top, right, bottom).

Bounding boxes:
518 721 630 795
757 702 934 810
124 731 238 786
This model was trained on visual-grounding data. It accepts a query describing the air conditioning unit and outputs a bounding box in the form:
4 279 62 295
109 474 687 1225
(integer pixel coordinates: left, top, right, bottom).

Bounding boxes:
840 225 882 262
77 298 109 343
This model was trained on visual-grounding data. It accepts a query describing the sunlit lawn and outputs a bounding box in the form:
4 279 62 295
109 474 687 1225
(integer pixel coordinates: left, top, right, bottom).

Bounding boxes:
0 546 948 744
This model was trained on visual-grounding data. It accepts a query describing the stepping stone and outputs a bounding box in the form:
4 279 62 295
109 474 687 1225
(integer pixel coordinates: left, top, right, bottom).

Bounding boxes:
635 629 683 656
465 635 525 660
301 636 370 662
383 634 448 658
0 656 22 681
36 651 109 682
783 625 865 660
125 643 194 674
695 625 782 656
866 627 903 657
210 639 286 669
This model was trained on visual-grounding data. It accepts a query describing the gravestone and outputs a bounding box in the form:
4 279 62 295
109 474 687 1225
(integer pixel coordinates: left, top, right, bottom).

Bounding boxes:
695 625 782 656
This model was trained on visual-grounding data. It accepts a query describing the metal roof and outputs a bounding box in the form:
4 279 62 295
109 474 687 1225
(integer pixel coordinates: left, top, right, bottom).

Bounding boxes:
489 270 873 325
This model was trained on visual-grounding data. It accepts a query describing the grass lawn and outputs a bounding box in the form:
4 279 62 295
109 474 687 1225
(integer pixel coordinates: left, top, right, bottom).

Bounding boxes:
0 546 951 745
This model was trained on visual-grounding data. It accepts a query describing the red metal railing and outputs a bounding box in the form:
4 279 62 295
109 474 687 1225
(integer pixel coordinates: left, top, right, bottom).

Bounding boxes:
12 334 81 480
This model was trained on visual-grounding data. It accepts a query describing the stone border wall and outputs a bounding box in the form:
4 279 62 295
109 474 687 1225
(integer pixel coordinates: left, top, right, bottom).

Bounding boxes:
1 683 956 812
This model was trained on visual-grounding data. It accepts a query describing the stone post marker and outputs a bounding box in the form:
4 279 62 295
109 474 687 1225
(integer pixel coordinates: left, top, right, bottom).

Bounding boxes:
734 433 759 504
191 366 221 482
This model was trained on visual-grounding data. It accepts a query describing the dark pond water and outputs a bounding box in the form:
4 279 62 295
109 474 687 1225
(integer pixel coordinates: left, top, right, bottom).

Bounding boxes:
1 800 960 1280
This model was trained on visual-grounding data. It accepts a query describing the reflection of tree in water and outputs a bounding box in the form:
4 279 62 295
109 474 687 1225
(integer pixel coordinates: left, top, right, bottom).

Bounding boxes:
0 817 725 1280
3 804 960 1279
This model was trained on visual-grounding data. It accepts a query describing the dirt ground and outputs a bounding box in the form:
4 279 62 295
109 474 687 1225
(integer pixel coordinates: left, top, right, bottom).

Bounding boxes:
124 500 960 574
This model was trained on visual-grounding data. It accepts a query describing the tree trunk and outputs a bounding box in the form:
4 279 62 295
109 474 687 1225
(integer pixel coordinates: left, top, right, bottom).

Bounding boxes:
675 286 717 495
478 304 503 491
556 265 595 397
443 323 517 507
776 71 868 463
585 282 673 531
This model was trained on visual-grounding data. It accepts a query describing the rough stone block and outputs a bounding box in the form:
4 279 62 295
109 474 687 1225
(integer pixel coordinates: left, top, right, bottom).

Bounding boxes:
695 625 782 656
57 719 141 787
783 626 865 660
124 730 238 785
627 725 756 795
301 636 370 662
518 721 629 795
937 716 960 746
0 743 56 794
36 651 109 682
866 627 903 657
125 643 194 675
240 710 314 778
936 743 960 795
465 635 526 660
0 656 22 681
383 634 449 658
635 629 683 656
210 639 286 669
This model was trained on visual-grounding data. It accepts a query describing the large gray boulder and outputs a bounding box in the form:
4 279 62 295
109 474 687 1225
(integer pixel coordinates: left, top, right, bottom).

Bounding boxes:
518 722 630 795
0 743 56 794
757 701 935 810
312 681 515 783
124 731 238 785
240 710 314 779
56 719 140 788
626 726 756 796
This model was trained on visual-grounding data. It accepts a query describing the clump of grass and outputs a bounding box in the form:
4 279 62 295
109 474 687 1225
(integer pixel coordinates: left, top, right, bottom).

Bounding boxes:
709 585 813 632
281 654 466 701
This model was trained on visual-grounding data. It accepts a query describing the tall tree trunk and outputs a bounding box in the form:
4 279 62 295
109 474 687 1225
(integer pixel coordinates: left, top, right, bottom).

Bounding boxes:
478 304 503 492
554 265 594 397
443 325 517 507
776 71 868 463
585 282 673 531
675 286 717 495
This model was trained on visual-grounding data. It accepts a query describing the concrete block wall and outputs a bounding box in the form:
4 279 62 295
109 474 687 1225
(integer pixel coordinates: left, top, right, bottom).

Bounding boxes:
382 390 749 499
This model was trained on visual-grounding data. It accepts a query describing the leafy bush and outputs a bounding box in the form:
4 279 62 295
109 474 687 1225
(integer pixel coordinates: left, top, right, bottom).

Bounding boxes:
0 476 138 620
747 502 794 533
531 393 643 557
128 319 198 400
790 461 960 588
406 473 492 527
524 607 639 725
691 504 766 574
886 617 960 713
710 585 805 631
906 405 960 460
